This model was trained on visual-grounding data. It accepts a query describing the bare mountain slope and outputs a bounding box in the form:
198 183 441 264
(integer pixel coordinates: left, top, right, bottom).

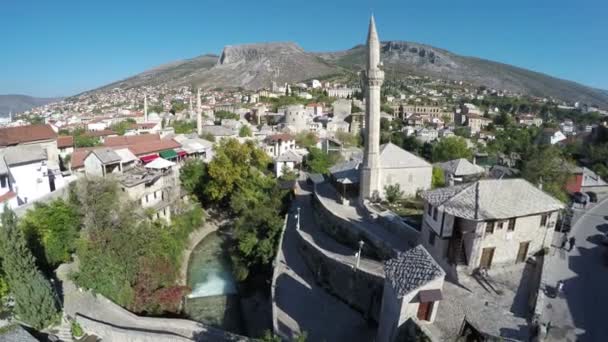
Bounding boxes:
88 41 608 107
93 42 338 92
319 41 608 107
0 95 61 116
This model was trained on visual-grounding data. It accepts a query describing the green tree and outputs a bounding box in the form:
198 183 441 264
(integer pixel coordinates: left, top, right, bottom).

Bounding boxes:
295 132 318 149
522 147 569 202
215 110 240 122
170 120 196 134
179 159 208 202
335 131 360 147
432 137 472 162
204 139 271 203
384 183 404 204
109 118 136 135
231 187 285 281
74 135 101 148
432 167 446 188
72 177 202 313
305 147 333 174
0 208 59 329
239 125 252 137
20 199 80 269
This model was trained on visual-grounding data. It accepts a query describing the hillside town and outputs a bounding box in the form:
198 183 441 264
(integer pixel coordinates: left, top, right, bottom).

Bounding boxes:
1 14 608 342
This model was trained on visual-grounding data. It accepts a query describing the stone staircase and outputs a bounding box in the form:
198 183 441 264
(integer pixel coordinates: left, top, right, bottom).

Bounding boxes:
55 317 74 342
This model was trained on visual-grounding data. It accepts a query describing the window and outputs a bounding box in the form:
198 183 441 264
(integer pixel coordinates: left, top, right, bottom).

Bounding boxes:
427 204 433 215
485 221 495 235
497 221 504 230
0 176 6 188
540 214 549 227
428 230 436 246
433 207 438 221
508 218 516 231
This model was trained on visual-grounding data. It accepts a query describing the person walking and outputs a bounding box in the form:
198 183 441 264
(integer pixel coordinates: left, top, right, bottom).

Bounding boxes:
561 234 568 249
568 236 576 252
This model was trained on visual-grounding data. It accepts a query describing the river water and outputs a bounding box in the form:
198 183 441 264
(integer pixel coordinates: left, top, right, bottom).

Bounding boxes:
185 231 242 332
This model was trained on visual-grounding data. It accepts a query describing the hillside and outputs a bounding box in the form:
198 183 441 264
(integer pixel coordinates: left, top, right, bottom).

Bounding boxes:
0 95 61 116
319 41 608 107
88 41 608 107
93 42 339 93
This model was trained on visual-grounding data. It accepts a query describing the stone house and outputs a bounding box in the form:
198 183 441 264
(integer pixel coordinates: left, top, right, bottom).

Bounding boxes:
465 114 492 134
434 158 485 185
377 246 446 342
118 158 180 222
83 148 123 177
419 179 564 275
264 133 296 159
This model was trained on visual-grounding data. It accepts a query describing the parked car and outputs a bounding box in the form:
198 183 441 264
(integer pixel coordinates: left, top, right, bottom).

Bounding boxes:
586 191 598 203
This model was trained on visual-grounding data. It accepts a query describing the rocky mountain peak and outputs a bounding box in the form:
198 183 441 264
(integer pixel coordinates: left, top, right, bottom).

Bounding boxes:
218 42 304 65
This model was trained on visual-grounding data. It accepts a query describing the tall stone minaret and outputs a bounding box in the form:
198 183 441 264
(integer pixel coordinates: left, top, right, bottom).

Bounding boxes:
359 16 384 203
196 88 203 136
144 95 148 123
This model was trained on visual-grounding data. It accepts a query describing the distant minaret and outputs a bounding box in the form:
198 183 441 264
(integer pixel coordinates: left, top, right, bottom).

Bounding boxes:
143 95 148 123
196 88 202 136
359 16 385 203
189 95 194 119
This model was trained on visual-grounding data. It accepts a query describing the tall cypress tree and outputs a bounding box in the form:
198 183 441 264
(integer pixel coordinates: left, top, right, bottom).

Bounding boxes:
0 207 58 329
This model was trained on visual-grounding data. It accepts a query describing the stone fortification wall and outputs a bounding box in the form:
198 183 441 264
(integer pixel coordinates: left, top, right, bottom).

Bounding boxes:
297 229 384 323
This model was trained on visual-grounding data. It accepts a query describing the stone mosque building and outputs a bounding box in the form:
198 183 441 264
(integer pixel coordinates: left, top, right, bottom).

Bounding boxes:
330 16 432 203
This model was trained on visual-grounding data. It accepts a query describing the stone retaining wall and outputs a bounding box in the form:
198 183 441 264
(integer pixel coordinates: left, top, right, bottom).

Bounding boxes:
271 215 289 338
297 228 385 323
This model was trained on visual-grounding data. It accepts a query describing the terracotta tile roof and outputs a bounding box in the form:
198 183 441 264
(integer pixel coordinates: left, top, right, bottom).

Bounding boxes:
57 136 74 148
85 130 116 137
104 134 160 147
266 133 294 143
0 191 17 203
128 138 181 156
0 124 57 146
70 147 94 169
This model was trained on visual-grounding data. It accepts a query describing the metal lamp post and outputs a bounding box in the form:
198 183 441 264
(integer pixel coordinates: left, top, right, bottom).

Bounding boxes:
296 207 301 231
355 240 365 271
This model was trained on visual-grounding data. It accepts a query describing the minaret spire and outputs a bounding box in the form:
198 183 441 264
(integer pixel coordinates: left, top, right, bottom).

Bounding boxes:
196 88 203 136
359 15 385 204
144 95 148 123
367 15 380 71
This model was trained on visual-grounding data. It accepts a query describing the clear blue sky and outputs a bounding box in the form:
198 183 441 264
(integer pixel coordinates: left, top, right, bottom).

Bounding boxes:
1 0 607 97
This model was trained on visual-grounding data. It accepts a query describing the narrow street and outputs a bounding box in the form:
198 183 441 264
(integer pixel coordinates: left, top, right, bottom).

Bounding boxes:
543 198 608 341
273 181 376 341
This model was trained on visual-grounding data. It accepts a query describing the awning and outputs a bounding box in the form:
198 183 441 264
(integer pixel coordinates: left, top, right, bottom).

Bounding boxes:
418 289 443 303
140 154 159 163
159 149 178 159
177 150 188 157
145 157 176 170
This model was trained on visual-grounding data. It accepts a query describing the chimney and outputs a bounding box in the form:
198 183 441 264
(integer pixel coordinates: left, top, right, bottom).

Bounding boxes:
538 177 543 190
448 173 455 187
144 95 148 123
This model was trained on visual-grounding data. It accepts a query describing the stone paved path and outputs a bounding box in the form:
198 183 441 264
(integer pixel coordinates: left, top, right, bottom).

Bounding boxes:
542 198 608 342
273 181 376 341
